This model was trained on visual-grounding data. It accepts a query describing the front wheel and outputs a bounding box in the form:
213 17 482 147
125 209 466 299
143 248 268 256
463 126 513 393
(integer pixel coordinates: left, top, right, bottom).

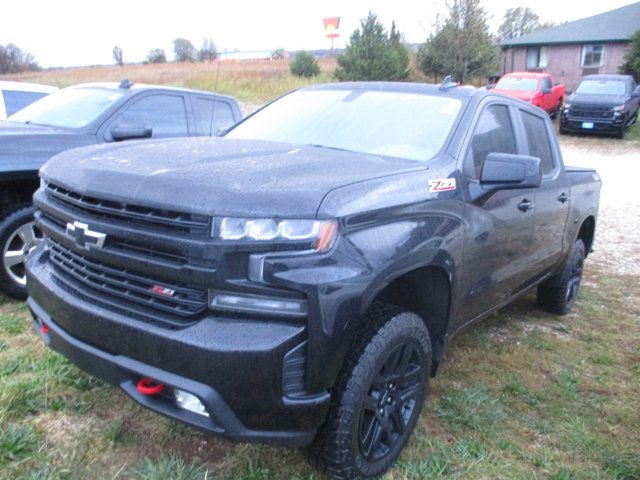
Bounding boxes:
308 304 431 479
0 205 43 300
537 240 585 315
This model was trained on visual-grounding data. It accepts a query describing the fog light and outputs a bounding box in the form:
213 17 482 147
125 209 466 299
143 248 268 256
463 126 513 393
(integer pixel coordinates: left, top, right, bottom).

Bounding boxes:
209 290 308 318
174 389 209 417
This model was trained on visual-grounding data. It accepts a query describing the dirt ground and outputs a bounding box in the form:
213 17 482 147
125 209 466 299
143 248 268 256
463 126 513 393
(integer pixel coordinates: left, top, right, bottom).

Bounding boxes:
560 135 640 276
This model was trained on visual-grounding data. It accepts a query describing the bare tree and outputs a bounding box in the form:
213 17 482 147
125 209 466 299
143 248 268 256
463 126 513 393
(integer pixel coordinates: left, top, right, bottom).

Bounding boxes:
0 43 39 74
498 7 554 40
112 46 124 66
173 38 197 62
198 38 217 62
145 48 167 64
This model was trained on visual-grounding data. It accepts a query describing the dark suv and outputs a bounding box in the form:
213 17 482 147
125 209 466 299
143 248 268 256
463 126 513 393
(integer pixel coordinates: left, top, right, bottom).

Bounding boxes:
0 81 241 299
560 74 640 138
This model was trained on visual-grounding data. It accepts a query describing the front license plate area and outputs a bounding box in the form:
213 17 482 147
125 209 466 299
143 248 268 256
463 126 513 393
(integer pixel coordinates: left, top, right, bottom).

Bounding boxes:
582 122 594 129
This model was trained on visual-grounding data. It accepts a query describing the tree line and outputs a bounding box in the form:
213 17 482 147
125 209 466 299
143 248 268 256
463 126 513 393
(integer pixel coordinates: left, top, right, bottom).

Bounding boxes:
112 38 218 66
0 43 39 74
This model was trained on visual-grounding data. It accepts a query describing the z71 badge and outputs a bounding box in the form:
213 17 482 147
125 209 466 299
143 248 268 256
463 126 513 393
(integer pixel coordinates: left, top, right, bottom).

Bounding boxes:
428 178 456 193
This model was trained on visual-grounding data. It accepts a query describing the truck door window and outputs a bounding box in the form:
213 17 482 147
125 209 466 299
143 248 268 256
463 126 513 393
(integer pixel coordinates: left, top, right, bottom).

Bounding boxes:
465 104 516 178
194 98 235 136
521 111 554 175
117 94 188 138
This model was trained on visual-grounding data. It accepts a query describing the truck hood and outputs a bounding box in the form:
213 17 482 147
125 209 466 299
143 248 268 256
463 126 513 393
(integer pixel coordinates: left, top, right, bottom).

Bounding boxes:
0 121 95 172
568 93 626 107
493 89 535 102
41 137 425 217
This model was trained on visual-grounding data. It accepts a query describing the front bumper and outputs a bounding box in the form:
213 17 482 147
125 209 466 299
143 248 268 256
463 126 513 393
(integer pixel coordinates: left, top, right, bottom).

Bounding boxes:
560 114 624 133
26 249 331 447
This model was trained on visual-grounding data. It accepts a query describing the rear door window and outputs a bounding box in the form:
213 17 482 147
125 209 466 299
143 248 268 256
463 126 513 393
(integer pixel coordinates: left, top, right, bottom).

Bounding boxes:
193 98 235 136
3 90 48 116
117 94 188 138
521 111 555 175
464 104 517 179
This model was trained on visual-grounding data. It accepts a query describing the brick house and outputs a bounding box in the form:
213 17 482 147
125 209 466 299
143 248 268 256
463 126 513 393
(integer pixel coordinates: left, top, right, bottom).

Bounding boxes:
500 2 640 91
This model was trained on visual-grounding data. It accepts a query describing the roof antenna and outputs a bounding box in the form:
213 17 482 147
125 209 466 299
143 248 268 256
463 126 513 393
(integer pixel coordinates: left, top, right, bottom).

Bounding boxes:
439 75 457 90
119 79 133 89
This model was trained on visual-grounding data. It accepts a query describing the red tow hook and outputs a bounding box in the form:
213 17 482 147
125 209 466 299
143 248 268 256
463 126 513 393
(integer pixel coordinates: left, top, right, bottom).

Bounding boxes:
40 324 49 335
137 377 165 395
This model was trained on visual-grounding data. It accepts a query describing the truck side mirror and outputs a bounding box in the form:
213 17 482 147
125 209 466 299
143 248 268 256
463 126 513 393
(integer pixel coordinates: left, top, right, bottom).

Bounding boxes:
111 122 152 141
631 86 640 98
481 153 541 190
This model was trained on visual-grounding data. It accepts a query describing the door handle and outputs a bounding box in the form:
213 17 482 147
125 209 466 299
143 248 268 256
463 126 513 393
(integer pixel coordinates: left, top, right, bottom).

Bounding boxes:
558 192 570 203
518 199 535 212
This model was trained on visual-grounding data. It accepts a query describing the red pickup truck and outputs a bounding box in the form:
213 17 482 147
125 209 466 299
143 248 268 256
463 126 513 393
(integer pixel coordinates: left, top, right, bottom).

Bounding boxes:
493 72 565 118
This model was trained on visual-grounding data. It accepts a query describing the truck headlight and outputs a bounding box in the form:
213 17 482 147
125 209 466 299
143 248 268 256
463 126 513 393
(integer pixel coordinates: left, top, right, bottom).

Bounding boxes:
612 105 624 113
216 218 337 252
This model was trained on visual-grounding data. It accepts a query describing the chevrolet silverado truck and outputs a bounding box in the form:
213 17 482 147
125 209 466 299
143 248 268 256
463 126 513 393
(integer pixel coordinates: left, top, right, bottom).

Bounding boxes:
26 82 600 480
493 72 565 118
0 81 241 299
560 74 640 138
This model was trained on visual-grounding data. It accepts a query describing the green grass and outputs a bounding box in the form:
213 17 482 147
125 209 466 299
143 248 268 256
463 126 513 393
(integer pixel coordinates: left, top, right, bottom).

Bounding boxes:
1 265 638 479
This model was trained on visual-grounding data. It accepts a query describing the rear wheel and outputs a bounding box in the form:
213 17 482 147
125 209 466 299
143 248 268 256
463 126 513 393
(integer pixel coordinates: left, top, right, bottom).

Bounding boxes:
308 304 431 479
537 240 585 315
0 205 42 300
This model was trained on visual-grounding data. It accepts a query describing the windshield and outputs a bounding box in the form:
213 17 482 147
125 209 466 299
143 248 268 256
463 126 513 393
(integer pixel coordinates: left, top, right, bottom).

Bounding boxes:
8 87 125 128
495 77 539 91
575 80 626 96
227 89 462 162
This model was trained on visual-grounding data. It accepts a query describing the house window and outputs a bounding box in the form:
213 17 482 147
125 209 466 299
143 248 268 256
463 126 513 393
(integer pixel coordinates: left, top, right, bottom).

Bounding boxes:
581 44 604 67
526 47 547 69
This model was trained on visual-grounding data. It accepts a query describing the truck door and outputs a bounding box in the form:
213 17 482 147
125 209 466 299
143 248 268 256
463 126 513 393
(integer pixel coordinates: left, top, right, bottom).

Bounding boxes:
458 103 537 323
540 77 553 113
519 109 570 276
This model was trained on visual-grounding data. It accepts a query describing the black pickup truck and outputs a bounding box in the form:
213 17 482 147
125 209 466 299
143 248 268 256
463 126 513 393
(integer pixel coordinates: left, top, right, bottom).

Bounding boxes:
0 81 241 299
26 82 600 480
560 74 640 138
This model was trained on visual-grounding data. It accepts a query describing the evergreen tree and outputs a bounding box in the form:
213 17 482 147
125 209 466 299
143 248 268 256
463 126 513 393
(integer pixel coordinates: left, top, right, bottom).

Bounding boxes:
417 0 498 83
620 30 640 81
336 12 410 81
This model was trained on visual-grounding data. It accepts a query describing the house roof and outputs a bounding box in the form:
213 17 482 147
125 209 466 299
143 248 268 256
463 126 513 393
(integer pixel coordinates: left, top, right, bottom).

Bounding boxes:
501 2 640 47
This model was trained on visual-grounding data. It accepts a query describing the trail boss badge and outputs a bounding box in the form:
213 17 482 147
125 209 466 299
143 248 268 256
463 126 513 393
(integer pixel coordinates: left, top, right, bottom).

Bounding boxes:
428 178 456 193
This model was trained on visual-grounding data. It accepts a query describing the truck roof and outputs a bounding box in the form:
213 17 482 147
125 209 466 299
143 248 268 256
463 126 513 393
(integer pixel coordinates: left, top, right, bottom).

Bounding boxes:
582 74 634 82
64 82 238 102
300 81 483 100
501 72 550 79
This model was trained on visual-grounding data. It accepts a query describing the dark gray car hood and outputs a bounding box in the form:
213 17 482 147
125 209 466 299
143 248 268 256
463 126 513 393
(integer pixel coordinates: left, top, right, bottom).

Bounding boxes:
568 93 627 107
0 121 95 173
41 137 424 217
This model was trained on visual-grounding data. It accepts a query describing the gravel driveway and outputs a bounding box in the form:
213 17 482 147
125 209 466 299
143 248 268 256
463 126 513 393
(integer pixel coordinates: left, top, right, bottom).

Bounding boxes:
560 136 640 276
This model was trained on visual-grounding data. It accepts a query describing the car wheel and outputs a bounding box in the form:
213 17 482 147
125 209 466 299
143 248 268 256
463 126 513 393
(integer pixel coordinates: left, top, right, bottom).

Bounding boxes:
550 103 561 120
559 124 568 135
308 303 431 480
616 126 625 139
537 239 585 316
0 205 43 300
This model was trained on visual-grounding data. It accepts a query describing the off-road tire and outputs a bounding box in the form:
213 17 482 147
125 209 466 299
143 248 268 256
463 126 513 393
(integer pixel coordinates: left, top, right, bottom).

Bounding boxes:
537 239 585 315
0 205 41 300
308 303 431 479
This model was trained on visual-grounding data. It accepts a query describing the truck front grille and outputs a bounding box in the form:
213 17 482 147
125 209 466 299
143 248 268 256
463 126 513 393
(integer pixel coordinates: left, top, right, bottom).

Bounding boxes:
570 105 613 119
45 182 211 236
47 239 207 325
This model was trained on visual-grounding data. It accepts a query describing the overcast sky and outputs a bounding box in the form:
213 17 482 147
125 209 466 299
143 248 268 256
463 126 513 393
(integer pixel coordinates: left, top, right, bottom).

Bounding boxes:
1 0 638 68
